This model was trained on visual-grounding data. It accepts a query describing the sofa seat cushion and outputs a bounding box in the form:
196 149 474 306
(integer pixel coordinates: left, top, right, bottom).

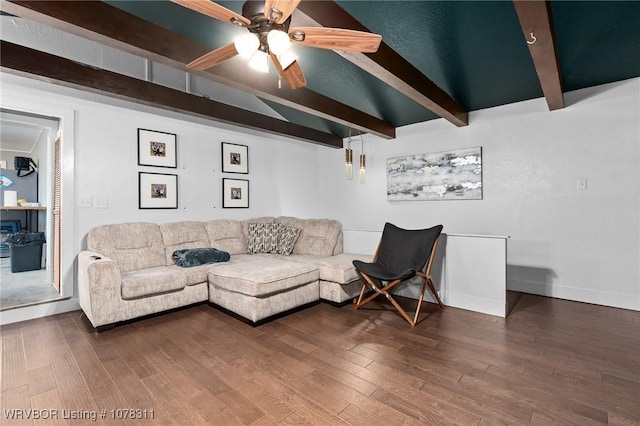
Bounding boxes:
121 267 187 299
208 258 319 297
167 264 213 286
289 253 374 284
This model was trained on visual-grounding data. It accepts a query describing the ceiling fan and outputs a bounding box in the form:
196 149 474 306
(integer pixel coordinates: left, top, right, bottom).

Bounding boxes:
171 0 382 89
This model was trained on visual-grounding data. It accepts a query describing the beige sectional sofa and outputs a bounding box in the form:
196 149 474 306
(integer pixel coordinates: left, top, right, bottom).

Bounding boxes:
77 217 371 331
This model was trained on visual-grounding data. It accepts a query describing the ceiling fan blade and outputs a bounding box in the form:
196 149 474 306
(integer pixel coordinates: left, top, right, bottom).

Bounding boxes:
289 27 382 53
264 0 301 24
171 0 250 26
270 53 307 89
186 43 238 70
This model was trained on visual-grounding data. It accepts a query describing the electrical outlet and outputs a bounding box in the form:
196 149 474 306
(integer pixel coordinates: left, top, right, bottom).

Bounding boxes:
576 178 588 190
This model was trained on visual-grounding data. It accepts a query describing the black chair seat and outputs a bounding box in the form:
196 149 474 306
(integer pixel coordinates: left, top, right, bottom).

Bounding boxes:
352 260 416 282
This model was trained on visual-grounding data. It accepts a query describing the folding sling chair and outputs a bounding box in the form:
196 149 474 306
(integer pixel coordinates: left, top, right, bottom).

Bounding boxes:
352 223 444 326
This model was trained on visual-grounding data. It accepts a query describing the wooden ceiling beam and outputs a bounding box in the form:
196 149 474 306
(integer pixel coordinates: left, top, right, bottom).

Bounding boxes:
1 0 395 139
512 0 564 110
296 0 468 127
0 41 343 148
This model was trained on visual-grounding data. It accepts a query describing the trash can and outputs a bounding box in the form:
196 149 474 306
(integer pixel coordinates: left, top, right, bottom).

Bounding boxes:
5 232 45 273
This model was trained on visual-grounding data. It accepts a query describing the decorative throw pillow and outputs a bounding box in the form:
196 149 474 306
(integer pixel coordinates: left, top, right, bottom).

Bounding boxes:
247 222 279 254
172 248 230 267
276 224 300 256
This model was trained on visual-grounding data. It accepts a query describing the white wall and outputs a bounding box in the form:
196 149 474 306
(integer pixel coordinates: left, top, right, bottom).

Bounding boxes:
0 74 326 324
316 78 640 311
0 80 324 248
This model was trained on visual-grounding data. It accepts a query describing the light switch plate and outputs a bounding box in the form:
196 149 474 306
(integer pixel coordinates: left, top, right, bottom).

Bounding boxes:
95 198 108 209
79 196 93 207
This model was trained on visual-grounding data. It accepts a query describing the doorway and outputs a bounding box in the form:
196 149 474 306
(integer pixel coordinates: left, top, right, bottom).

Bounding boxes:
0 109 61 310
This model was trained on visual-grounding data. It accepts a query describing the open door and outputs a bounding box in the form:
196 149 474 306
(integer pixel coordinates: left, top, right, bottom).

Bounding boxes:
52 132 61 293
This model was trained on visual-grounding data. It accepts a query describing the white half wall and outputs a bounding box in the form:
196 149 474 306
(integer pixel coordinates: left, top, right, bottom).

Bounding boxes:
317 78 640 311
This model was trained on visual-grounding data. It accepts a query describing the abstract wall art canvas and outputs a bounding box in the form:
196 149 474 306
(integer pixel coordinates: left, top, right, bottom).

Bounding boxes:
387 147 482 201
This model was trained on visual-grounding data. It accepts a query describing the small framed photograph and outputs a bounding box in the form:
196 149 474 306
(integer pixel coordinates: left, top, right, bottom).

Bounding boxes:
139 172 178 209
221 142 248 174
138 128 177 168
222 178 249 208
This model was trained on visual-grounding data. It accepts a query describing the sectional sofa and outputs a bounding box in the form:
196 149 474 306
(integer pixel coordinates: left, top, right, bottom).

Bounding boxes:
77 216 372 331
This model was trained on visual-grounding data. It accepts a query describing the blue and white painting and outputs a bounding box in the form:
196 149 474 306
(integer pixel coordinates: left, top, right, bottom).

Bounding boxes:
387 147 482 201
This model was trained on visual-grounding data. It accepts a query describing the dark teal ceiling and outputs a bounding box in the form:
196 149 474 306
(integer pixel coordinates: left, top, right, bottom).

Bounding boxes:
107 1 640 138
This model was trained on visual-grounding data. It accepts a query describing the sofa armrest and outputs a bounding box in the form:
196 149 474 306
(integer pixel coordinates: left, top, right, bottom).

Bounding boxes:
77 250 123 328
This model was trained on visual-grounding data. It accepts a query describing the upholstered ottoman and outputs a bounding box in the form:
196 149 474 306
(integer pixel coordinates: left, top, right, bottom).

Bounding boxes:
208 257 320 323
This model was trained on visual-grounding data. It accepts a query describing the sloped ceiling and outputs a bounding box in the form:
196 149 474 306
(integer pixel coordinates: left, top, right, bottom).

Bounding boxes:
1 1 639 147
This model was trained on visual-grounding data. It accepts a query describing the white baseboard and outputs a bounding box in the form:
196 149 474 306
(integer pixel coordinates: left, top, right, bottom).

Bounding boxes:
508 280 640 311
0 298 81 325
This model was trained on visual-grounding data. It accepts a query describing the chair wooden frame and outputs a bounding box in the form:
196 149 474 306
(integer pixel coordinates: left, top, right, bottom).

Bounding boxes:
354 235 443 326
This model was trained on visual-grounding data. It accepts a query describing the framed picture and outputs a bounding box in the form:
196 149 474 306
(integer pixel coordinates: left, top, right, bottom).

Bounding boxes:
139 172 178 209
221 142 248 174
222 178 249 208
138 128 177 168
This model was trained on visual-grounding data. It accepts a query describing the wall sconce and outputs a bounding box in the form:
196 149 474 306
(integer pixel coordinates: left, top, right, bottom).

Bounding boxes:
359 132 366 184
359 153 366 184
345 130 353 180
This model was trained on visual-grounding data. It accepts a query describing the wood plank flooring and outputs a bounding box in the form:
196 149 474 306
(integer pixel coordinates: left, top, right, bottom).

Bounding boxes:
1 293 639 425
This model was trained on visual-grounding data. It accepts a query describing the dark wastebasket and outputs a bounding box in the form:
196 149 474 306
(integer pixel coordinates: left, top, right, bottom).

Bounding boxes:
5 232 46 273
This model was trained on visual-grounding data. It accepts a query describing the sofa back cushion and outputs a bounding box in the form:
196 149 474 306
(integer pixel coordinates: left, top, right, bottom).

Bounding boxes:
204 219 247 255
159 221 210 265
276 217 342 257
334 231 344 256
87 222 165 273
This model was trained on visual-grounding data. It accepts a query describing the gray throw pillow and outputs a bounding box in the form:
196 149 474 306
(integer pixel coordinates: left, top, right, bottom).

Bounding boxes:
276 225 300 256
247 222 279 254
172 248 230 267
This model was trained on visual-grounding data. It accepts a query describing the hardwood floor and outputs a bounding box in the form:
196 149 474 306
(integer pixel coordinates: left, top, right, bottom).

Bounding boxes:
1 293 639 425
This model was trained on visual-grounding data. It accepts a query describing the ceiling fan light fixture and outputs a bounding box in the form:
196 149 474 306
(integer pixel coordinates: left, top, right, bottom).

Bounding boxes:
248 49 269 73
267 30 291 56
277 50 297 70
234 33 260 58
